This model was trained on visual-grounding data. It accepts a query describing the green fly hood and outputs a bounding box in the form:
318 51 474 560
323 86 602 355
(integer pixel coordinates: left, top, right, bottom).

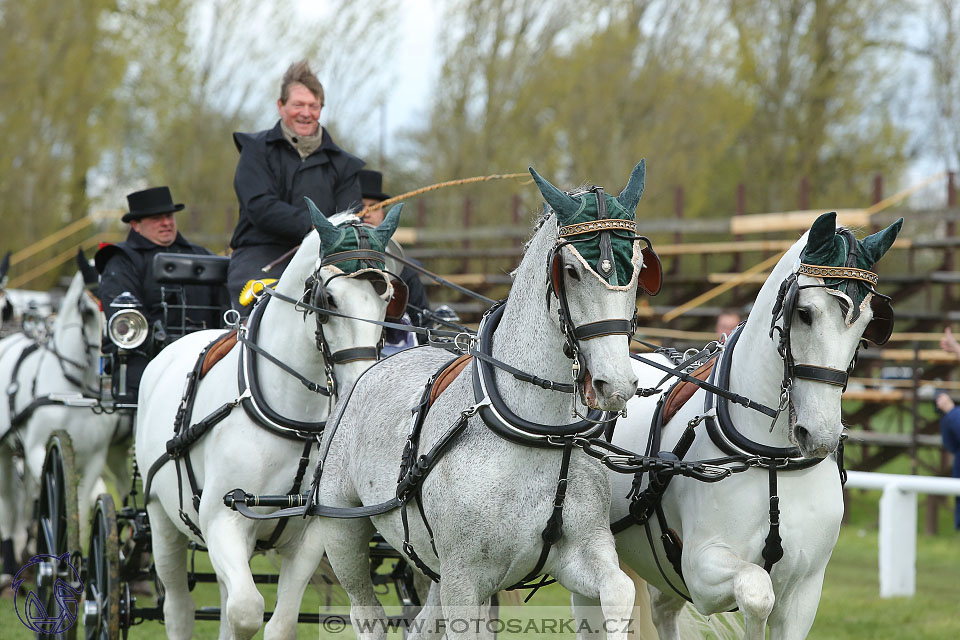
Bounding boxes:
530 160 656 291
306 198 404 274
800 211 903 326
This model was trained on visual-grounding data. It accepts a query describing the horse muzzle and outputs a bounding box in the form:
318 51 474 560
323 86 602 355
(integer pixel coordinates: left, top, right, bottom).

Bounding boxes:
584 367 637 412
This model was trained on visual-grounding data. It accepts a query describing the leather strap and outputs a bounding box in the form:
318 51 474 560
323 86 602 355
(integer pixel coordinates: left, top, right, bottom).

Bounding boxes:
572 319 634 340
792 364 847 386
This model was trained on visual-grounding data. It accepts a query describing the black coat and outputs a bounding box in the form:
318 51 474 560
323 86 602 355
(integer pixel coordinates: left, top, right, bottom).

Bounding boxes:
95 230 226 392
229 122 364 250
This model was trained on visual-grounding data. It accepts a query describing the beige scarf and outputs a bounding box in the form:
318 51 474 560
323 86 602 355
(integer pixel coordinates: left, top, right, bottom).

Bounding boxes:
280 121 324 159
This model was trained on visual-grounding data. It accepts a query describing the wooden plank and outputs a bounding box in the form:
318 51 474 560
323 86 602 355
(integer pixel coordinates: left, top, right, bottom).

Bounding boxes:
844 430 942 447
730 209 869 234
842 389 905 402
848 377 960 390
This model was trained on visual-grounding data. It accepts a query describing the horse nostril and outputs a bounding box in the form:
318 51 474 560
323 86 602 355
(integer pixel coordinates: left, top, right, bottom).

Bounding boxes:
593 378 610 397
795 425 809 443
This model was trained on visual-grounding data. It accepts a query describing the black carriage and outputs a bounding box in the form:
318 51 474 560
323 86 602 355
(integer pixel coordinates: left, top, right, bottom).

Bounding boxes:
30 252 425 639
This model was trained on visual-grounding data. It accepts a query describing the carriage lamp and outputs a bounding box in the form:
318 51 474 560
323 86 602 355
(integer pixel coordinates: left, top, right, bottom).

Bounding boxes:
107 291 148 350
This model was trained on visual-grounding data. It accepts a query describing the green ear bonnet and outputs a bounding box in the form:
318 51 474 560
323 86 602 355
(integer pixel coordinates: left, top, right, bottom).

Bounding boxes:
530 161 649 290
306 198 404 274
799 212 902 323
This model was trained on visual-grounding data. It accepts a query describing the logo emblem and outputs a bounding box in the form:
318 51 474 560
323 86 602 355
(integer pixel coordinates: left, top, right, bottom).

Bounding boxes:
600 259 612 273
12 553 83 634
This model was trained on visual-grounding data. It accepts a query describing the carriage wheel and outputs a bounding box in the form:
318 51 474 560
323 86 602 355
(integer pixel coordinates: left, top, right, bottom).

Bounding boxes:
83 494 120 640
35 430 81 639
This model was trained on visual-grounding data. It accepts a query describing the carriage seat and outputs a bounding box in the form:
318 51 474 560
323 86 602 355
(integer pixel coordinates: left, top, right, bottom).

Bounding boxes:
429 354 473 407
199 328 239 379
154 253 230 285
661 359 716 425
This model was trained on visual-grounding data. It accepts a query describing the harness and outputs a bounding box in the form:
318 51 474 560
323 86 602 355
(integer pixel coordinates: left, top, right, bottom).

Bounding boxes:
143 233 404 549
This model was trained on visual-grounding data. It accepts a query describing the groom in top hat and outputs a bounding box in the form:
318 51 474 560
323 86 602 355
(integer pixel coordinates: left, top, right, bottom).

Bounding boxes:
95 186 225 396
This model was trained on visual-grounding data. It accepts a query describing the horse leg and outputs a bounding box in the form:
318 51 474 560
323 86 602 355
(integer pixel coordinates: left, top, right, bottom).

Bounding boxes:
438 571 494 640
321 517 386 640
77 448 109 542
570 592 603 640
204 517 263 640
766 575 826 640
217 578 232 640
0 443 25 577
262 522 327 640
406 579 444 640
686 545 774 640
555 543 635 640
147 504 195 640
648 585 685 640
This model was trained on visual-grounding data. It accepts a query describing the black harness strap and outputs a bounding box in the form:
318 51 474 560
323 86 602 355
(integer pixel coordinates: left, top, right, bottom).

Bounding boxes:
505 436 574 597
255 438 316 551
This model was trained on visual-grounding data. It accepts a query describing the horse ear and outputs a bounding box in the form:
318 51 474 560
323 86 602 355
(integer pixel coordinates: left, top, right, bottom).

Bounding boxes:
529 166 579 224
76 248 98 285
371 203 404 247
803 212 838 264
306 197 344 250
616 159 645 214
861 218 903 264
0 251 10 281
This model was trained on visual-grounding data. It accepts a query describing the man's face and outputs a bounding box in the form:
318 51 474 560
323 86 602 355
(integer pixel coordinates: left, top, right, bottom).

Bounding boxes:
278 84 322 137
360 197 386 226
715 312 741 337
130 212 177 247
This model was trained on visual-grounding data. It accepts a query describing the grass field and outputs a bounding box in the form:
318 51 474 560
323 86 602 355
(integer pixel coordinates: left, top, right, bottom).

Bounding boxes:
2 485 957 639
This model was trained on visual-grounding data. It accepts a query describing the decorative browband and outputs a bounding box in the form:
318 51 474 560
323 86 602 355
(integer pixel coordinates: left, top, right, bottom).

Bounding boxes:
797 263 879 286
558 218 637 238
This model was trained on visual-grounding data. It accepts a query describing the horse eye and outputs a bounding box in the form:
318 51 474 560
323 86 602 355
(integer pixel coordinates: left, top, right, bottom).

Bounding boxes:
797 307 813 325
563 264 581 282
324 293 337 310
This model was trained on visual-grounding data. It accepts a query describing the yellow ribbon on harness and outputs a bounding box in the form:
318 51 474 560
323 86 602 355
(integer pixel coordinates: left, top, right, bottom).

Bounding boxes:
238 279 277 306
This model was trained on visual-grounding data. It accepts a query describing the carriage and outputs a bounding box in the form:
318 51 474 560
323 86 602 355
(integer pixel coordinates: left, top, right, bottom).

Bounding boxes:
2 163 904 640
9 222 433 639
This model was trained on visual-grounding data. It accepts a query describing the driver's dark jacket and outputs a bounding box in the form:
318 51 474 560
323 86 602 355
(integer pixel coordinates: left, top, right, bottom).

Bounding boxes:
226 122 364 308
94 230 226 395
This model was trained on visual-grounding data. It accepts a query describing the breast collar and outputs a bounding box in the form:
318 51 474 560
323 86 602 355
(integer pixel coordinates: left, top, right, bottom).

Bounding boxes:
702 326 821 469
470 302 612 448
236 295 327 440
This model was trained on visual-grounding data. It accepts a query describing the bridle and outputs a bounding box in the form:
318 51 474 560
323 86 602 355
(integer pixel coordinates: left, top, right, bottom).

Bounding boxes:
545 187 662 406
295 221 408 397
768 228 894 429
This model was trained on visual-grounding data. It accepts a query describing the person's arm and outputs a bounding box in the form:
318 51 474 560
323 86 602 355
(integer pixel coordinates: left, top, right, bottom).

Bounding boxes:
941 327 960 359
234 145 312 243
941 407 960 454
332 157 364 213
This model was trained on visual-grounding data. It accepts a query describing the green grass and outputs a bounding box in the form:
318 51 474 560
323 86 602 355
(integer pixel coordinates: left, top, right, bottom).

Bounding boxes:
2 491 957 639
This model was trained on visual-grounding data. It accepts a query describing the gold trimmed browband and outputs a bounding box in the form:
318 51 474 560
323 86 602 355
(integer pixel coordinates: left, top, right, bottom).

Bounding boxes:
797 263 879 286
558 218 637 238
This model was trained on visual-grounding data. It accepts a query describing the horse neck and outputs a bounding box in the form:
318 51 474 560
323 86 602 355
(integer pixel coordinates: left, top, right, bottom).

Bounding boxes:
724 243 804 442
492 218 575 423
51 276 94 369
254 238 331 415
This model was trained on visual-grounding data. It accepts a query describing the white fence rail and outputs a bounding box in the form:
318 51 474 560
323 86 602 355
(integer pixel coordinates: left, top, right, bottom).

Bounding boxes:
844 471 960 597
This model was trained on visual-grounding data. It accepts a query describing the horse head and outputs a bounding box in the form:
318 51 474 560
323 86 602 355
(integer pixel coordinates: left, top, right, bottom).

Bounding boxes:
529 161 659 412
49 253 103 387
767 212 902 457
286 200 405 393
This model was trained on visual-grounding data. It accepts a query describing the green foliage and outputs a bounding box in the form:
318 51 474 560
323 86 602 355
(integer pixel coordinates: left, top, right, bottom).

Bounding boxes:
409 0 912 229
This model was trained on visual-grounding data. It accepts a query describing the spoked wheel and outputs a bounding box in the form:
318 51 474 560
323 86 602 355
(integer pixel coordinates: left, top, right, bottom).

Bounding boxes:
35 430 81 639
83 494 120 640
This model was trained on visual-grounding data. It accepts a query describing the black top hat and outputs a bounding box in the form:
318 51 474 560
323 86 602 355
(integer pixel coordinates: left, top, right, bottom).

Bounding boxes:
122 186 185 223
359 169 390 202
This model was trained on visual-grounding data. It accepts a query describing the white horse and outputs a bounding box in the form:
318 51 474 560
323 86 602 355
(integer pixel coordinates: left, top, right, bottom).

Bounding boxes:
0 263 114 576
312 163 659 639
572 212 902 639
135 205 405 640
